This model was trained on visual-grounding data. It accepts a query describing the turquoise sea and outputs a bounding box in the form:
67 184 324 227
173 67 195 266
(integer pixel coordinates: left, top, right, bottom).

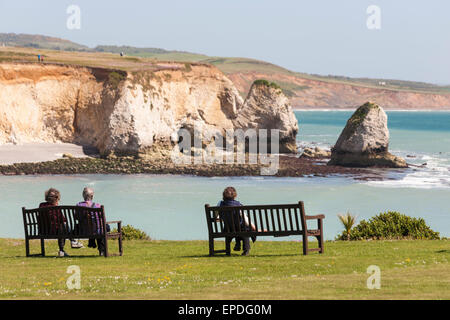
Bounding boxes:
0 111 449 240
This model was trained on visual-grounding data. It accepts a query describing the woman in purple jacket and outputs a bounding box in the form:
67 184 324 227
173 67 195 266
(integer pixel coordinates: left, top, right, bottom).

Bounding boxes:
76 187 110 256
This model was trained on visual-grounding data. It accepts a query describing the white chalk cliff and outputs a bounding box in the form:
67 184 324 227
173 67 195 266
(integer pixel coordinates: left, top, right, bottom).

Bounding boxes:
0 63 298 155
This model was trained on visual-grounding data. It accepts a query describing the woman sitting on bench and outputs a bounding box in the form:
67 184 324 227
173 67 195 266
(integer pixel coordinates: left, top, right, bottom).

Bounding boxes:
39 188 83 257
218 187 256 256
76 187 110 256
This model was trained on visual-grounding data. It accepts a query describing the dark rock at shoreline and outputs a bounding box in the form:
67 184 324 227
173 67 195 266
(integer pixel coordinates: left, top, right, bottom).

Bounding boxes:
0 155 371 179
300 147 331 159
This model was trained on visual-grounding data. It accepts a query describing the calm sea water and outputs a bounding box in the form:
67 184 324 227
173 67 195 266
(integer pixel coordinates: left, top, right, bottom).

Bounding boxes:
0 111 449 240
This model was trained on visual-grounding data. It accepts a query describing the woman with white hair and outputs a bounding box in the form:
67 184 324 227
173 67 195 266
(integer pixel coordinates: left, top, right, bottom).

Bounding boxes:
76 187 110 256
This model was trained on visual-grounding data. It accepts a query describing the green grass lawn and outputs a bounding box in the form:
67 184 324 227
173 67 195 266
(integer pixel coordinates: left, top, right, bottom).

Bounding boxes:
0 238 448 300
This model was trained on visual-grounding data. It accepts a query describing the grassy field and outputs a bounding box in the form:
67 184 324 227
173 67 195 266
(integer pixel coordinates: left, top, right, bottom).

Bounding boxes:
0 47 167 72
0 238 448 300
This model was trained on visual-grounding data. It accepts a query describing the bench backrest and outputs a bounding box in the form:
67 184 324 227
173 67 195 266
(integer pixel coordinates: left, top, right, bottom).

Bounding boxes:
205 201 307 237
22 206 107 238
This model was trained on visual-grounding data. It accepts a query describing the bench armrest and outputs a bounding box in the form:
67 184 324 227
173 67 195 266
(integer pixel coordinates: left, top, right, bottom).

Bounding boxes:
107 220 122 225
306 215 325 220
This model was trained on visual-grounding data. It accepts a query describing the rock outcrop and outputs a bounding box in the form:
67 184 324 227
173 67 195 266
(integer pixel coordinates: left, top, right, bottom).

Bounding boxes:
233 81 299 153
328 102 407 168
0 63 298 156
301 147 331 159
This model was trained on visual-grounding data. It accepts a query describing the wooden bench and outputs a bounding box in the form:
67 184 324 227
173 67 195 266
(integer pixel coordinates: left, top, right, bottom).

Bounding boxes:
205 201 324 256
22 205 123 258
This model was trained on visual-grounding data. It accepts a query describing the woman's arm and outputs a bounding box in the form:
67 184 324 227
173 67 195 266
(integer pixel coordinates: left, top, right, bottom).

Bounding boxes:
243 213 257 231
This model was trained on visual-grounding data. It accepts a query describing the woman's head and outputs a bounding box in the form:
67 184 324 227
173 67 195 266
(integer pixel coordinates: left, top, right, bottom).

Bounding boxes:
45 188 60 205
82 187 94 201
223 187 237 201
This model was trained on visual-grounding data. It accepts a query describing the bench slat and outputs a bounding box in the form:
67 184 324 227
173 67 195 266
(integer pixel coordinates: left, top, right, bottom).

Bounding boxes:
246 208 253 232
212 230 303 238
287 208 294 231
264 209 270 232
257 209 263 232
269 208 275 232
293 207 300 231
282 208 288 231
213 212 219 234
208 204 302 210
31 212 37 237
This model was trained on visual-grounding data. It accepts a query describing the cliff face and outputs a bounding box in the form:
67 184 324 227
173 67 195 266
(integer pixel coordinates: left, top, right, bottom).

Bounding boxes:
227 72 450 110
233 83 298 153
0 64 106 145
0 63 298 155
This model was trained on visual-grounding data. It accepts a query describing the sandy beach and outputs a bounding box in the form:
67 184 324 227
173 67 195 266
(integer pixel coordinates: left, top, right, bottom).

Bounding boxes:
0 143 96 165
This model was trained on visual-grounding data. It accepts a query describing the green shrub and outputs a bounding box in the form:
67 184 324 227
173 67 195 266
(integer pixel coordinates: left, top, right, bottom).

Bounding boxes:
108 71 126 89
114 225 151 240
253 79 281 90
184 63 192 72
338 212 358 241
336 211 440 240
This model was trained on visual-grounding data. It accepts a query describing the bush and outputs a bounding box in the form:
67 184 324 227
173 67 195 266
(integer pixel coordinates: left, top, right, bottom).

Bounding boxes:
253 79 281 90
336 211 440 240
114 225 151 240
184 63 192 72
337 212 357 241
108 71 126 89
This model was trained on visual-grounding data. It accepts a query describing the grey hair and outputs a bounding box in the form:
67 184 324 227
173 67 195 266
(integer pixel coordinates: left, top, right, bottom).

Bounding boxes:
82 187 94 201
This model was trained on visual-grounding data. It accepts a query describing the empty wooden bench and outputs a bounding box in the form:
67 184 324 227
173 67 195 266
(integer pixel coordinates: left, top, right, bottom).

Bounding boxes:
22 205 123 258
205 201 324 256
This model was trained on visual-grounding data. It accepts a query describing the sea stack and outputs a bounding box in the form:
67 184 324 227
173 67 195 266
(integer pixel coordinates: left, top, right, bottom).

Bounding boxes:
233 80 299 154
328 102 407 168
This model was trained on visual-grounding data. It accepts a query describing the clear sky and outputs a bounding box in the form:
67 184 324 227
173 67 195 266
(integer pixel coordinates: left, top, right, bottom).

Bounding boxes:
1 0 449 84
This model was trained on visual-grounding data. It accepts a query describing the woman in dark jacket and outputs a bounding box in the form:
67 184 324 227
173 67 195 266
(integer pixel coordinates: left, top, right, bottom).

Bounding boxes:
39 188 69 257
218 187 256 256
39 188 83 257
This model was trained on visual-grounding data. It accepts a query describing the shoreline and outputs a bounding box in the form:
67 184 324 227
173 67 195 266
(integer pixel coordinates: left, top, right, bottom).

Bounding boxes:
0 143 402 180
0 142 96 166
0 155 378 179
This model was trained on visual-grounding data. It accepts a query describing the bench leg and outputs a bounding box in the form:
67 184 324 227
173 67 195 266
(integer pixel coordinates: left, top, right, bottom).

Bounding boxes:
118 235 123 256
40 239 45 257
225 237 231 256
25 238 30 257
208 237 214 256
104 236 109 258
317 235 324 254
318 219 324 254
302 234 308 255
